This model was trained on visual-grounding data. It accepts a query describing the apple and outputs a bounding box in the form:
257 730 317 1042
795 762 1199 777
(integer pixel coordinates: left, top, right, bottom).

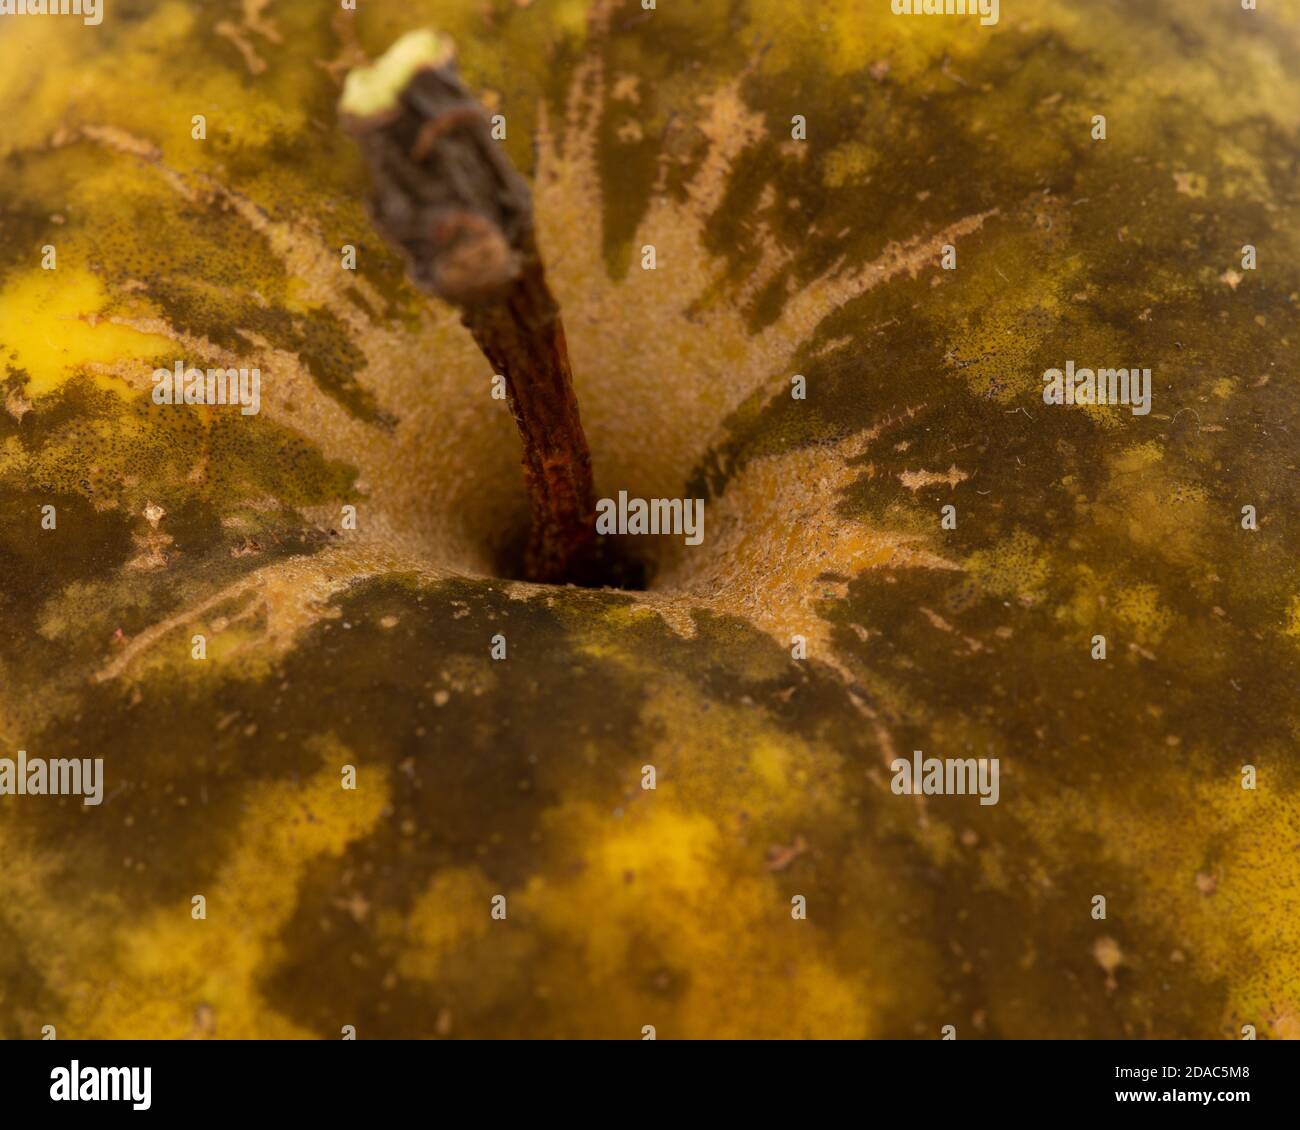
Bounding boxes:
0 0 1296 1040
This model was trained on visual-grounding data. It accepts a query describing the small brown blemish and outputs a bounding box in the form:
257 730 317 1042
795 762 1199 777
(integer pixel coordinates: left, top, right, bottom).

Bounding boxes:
765 835 808 872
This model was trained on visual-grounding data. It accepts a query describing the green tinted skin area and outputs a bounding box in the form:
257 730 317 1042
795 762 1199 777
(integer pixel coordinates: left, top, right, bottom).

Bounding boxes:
0 0 1297 1038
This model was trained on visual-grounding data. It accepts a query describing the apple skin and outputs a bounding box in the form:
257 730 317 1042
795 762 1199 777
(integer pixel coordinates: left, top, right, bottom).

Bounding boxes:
0 0 1297 1039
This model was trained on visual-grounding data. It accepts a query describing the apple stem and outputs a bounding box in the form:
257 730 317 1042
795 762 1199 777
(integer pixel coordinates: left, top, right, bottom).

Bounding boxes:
342 34 598 584
461 244 598 583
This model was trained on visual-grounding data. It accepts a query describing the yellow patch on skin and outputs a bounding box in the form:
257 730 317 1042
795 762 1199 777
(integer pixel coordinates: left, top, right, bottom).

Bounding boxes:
389 867 495 982
941 202 1072 403
822 140 876 187
976 842 1011 892
0 3 307 168
1017 778 1300 1038
913 817 959 869
1283 596 1300 643
0 269 177 397
374 681 932 1037
1056 562 1106 633
1114 441 1164 471
966 530 1052 604
0 823 109 1036
377 677 898 1037
1090 442 1212 570
1112 583 1174 645
592 603 663 631
746 0 999 81
517 799 873 1038
748 738 793 793
99 753 387 1039
0 752 389 1039
0 22 80 159
640 690 843 824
